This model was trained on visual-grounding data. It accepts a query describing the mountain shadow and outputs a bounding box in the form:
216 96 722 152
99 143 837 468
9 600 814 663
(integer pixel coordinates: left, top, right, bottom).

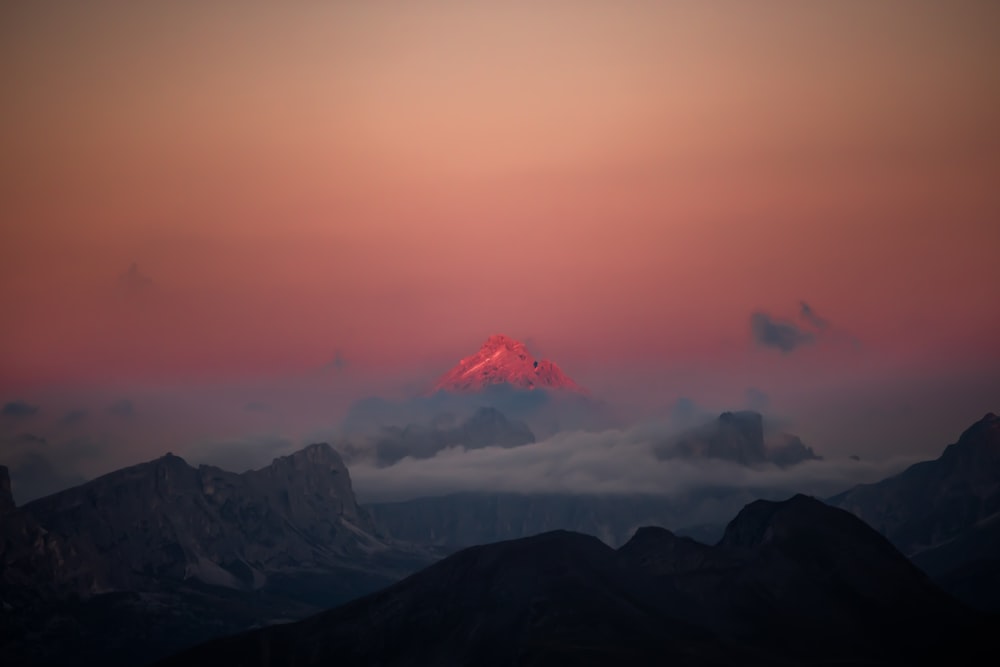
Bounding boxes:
160 494 993 666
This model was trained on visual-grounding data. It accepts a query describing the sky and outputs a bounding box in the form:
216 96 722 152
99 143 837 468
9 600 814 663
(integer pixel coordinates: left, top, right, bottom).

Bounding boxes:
2 1 999 502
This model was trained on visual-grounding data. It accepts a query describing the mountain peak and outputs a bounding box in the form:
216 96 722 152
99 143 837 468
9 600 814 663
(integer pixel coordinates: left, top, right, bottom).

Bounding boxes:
482 334 527 352
719 494 898 556
432 334 586 394
280 442 344 467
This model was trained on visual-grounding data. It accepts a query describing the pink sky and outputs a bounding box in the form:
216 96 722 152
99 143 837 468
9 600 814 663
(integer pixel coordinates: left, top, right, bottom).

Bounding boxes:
1 1 999 483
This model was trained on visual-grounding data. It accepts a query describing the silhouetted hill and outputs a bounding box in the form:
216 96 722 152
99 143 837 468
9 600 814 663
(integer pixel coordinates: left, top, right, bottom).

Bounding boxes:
162 495 990 666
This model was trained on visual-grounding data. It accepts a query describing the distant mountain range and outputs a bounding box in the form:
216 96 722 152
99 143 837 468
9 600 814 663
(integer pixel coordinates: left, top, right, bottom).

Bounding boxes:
432 334 586 394
160 495 991 666
342 382 616 440
0 445 433 666
830 412 1000 610
337 406 536 467
367 492 702 550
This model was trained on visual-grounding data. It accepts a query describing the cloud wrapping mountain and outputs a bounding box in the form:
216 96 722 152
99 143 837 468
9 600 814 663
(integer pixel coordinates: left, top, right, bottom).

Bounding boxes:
347 419 915 508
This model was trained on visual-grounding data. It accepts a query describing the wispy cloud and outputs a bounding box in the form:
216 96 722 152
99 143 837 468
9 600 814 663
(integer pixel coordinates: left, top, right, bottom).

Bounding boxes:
750 312 814 353
108 399 136 418
2 401 39 418
799 301 830 330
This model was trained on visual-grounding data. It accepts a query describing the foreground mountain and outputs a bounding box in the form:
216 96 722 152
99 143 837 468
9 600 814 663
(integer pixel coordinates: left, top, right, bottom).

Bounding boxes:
830 412 1000 610
432 334 586 394
0 444 432 665
161 495 989 666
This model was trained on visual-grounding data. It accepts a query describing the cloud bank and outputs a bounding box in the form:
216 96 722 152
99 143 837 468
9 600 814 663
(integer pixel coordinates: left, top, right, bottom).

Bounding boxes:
346 422 916 506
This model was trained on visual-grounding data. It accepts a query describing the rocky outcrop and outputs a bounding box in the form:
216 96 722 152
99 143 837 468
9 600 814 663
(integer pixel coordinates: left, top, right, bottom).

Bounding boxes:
655 411 821 466
831 412 1000 553
432 334 586 394
0 444 434 665
1 444 393 595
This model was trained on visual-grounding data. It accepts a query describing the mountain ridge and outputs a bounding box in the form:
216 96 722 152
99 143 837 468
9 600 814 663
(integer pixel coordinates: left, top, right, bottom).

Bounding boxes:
829 411 1000 610
0 443 434 665
161 494 989 666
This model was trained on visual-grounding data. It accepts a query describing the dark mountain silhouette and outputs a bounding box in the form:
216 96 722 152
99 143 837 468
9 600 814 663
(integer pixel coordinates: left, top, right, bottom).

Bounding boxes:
655 410 821 467
161 495 990 666
830 412 1000 610
0 444 433 665
0 465 13 514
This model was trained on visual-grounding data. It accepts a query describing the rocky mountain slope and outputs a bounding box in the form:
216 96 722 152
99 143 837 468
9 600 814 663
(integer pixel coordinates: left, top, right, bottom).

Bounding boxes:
830 412 1000 609
0 444 432 665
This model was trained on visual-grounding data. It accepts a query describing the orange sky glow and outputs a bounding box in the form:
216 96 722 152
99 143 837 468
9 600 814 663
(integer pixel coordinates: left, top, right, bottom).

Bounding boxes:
1 1 999 475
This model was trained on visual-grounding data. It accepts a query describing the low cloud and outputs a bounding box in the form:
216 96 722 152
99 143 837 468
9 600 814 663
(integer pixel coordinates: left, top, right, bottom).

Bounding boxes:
347 422 916 511
667 397 706 428
118 262 154 293
338 407 535 468
2 401 39 418
744 388 770 412
5 452 87 504
108 399 135 418
59 409 88 426
0 432 97 504
322 350 349 373
750 312 815 353
752 301 862 354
